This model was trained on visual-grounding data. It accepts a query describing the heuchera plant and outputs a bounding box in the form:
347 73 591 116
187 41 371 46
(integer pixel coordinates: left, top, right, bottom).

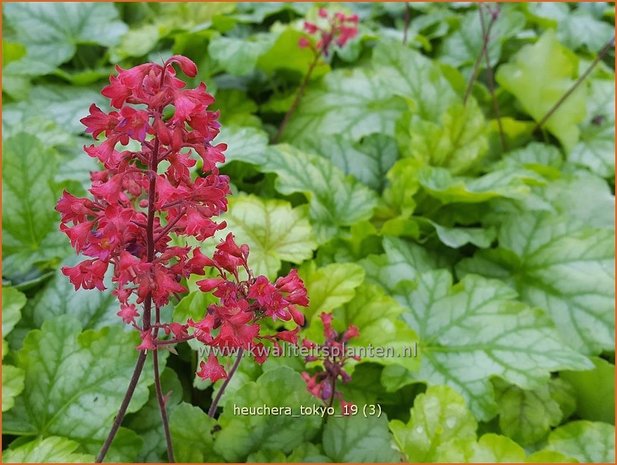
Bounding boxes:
274 7 358 141
301 312 359 412
56 56 309 463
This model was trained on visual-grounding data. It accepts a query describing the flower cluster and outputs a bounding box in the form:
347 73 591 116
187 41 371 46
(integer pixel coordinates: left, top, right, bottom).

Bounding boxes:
299 8 359 56
57 55 309 382
301 313 359 410
192 235 308 381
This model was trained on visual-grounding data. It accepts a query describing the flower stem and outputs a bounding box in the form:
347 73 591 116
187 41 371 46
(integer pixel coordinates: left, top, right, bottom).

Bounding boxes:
463 4 498 105
153 307 175 462
533 35 615 132
402 3 411 45
207 349 244 418
95 350 148 463
97 120 162 463
273 52 321 143
478 5 507 153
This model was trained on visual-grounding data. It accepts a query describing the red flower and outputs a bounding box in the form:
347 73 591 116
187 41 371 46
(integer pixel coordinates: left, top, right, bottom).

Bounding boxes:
197 354 227 382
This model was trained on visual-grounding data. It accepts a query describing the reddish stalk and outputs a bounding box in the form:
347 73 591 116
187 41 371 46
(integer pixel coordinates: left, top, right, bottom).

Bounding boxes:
153 306 175 462
478 5 507 152
96 112 162 464
463 4 499 105
273 52 321 143
533 35 615 132
402 3 411 45
207 349 244 418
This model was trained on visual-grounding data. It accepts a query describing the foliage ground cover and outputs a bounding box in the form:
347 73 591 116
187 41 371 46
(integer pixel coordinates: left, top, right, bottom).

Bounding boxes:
2 2 615 463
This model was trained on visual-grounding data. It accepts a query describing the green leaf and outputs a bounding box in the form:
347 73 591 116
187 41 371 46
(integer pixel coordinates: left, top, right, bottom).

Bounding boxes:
496 31 586 151
561 357 615 423
170 403 219 462
214 367 321 461
378 158 421 228
21 260 119 331
427 220 496 249
3 316 153 455
558 10 615 51
440 6 526 69
257 28 328 79
2 365 25 412
334 284 420 372
222 194 317 279
361 237 441 293
110 24 160 61
459 212 615 354
437 433 527 462
389 385 477 462
3 436 93 463
2 287 26 337
323 415 401 462
2 133 68 280
373 40 457 122
394 270 593 419
418 165 539 204
405 99 489 175
570 124 615 179
210 34 273 76
298 134 398 191
281 68 405 142
299 261 365 322
545 421 615 463
493 378 563 446
4 3 127 76
217 125 269 166
264 145 378 242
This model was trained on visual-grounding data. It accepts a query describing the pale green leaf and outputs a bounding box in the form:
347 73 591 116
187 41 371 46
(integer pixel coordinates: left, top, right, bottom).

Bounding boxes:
299 261 365 322
264 145 378 242
217 125 269 166
546 421 615 463
496 31 586 151
170 402 219 462
2 365 25 412
4 3 127 76
210 34 273 76
2 287 26 337
373 40 457 122
418 165 539 204
3 436 93 463
390 385 477 462
562 357 615 424
222 194 317 279
3 316 153 454
493 378 563 446
437 433 527 462
298 134 398 191
281 68 405 142
460 212 615 354
405 99 489 175
323 415 401 462
2 133 68 280
394 270 593 419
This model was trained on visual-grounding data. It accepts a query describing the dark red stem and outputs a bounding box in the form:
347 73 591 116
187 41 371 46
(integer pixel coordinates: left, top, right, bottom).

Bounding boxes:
207 349 244 417
96 112 162 463
273 51 321 142
153 306 175 462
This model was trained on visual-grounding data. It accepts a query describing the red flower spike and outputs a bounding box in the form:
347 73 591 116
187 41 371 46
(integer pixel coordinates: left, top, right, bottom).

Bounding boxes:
299 9 359 57
57 55 309 390
301 313 360 409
